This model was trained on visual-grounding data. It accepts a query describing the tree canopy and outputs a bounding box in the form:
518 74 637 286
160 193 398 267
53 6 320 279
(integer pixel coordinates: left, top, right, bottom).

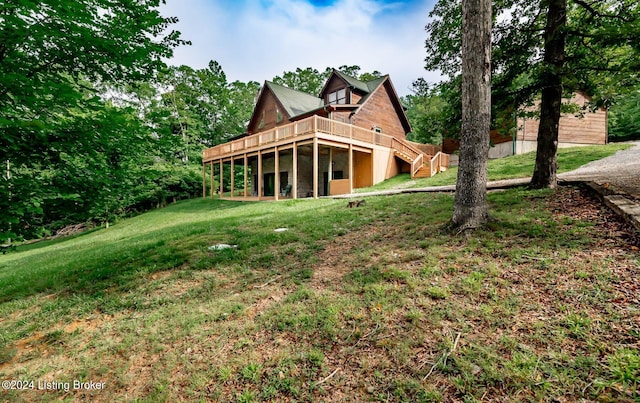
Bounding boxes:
0 0 188 166
272 65 382 95
424 0 640 149
0 0 188 242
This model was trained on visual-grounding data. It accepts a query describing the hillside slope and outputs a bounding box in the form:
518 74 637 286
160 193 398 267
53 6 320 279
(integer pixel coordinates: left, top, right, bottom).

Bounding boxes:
0 189 638 402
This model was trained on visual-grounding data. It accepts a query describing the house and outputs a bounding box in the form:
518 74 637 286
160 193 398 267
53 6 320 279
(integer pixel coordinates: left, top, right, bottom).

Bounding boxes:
443 91 608 159
202 69 449 200
514 91 608 155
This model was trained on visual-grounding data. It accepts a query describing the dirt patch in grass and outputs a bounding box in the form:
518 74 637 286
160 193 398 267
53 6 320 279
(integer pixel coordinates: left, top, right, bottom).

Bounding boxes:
310 225 383 291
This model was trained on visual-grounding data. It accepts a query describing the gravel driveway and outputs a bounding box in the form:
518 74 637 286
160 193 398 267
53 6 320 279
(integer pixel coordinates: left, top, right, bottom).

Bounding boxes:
560 142 640 200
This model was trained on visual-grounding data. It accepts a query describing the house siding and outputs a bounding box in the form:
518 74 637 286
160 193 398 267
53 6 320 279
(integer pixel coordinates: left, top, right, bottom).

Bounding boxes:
352 83 407 140
323 75 349 104
517 92 607 145
247 88 291 134
330 111 352 123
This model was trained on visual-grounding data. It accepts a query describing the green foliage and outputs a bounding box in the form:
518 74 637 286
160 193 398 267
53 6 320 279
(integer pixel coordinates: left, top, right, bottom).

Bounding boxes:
609 88 640 141
424 0 640 136
0 0 187 243
153 62 260 159
272 67 328 95
272 65 382 94
404 79 448 145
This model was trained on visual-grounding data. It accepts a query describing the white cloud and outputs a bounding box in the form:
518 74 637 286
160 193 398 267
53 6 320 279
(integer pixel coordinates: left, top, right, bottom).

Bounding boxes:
160 0 441 96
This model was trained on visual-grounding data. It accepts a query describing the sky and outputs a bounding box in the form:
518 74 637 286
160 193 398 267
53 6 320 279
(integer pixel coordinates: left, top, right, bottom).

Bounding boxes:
159 0 440 97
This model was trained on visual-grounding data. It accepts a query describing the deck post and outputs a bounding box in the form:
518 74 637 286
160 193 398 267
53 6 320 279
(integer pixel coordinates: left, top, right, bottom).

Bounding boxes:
258 150 263 199
274 146 280 201
202 163 206 198
243 154 248 198
348 144 353 194
328 147 333 196
230 158 235 198
219 160 223 197
313 137 318 199
292 142 298 199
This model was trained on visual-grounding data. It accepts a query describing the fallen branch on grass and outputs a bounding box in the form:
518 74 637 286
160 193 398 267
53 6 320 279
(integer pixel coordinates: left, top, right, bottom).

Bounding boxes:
314 368 340 387
253 276 281 289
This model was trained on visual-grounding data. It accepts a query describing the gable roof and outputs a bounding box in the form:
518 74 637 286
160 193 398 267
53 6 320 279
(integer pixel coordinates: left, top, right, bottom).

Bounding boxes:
265 81 324 118
332 70 371 94
353 75 389 106
248 69 411 134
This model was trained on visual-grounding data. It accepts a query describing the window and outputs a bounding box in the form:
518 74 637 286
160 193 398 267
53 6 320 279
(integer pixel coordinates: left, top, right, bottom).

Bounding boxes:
328 88 347 105
276 108 283 123
373 126 382 133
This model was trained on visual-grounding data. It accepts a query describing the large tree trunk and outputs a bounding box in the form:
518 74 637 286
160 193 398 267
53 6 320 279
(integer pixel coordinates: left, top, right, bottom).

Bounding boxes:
449 0 492 232
530 0 567 189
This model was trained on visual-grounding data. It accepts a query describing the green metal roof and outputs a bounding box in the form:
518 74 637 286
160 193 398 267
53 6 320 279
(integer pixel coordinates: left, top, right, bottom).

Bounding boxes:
265 81 324 118
332 70 371 93
263 72 400 123
365 76 388 93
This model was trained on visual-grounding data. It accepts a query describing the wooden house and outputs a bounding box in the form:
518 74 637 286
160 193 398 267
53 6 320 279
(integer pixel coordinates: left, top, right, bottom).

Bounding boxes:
443 92 608 159
514 92 608 155
202 69 449 200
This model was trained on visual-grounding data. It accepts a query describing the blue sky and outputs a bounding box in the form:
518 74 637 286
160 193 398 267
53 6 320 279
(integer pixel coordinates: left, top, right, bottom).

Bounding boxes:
159 0 440 96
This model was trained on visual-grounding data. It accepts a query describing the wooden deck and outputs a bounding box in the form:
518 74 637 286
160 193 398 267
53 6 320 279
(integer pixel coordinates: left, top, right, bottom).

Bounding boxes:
203 116 448 176
202 115 450 200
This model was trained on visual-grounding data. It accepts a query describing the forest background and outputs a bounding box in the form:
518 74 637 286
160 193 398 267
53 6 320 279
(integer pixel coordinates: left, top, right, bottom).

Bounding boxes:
1 0 638 243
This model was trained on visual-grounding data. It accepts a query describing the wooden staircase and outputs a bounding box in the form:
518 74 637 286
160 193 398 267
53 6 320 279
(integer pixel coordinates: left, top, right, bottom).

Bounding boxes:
390 138 449 179
413 165 433 178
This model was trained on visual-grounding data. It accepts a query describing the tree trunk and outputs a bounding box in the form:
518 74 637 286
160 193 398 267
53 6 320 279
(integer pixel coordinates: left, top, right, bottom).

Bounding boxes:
530 0 567 189
449 0 492 232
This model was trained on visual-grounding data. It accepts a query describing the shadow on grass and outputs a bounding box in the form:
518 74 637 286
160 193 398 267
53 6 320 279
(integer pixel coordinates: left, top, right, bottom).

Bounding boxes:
0 196 353 305
0 201 268 304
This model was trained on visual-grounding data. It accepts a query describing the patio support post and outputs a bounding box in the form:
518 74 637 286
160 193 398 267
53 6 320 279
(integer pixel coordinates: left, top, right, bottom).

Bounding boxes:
313 137 318 199
243 154 248 198
258 150 263 199
202 163 206 198
230 159 235 197
275 146 280 201
328 147 333 196
349 144 354 194
219 160 223 197
292 142 298 199
210 162 214 198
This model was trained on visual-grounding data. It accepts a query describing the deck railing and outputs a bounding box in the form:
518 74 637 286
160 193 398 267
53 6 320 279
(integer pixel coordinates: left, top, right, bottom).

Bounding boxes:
430 152 447 176
203 115 415 161
202 115 449 178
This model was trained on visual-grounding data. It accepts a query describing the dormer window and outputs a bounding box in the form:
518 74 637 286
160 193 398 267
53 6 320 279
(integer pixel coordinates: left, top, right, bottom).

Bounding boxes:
328 88 347 105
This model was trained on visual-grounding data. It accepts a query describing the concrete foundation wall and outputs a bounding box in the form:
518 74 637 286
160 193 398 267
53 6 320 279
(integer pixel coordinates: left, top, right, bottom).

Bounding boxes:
489 141 514 159
514 140 595 155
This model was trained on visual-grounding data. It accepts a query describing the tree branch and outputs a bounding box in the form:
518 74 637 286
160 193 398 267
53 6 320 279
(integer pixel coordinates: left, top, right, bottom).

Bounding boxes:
572 0 634 22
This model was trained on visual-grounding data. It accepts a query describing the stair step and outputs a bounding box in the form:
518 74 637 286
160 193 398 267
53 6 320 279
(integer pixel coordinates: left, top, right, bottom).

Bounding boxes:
412 166 432 178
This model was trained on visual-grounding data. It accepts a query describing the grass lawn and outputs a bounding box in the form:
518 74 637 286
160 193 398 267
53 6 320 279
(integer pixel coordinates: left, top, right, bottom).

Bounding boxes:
0 186 639 401
360 143 632 192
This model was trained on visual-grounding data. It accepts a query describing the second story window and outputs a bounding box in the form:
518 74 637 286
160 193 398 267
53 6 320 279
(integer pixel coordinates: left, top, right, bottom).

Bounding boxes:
328 88 347 105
